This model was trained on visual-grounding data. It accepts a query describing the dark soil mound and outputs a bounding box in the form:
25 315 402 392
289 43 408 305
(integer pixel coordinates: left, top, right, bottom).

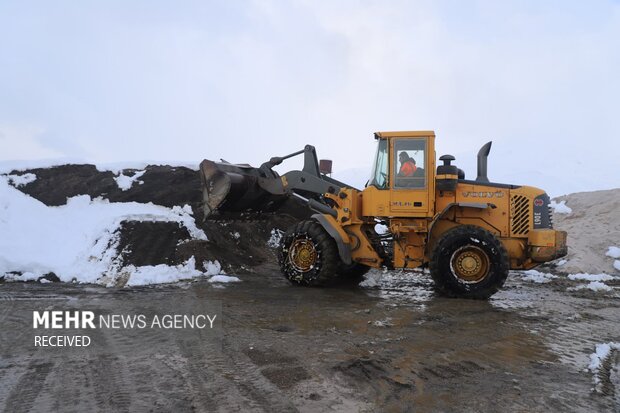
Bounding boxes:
11 165 117 206
116 221 192 267
108 166 201 207
10 164 201 208
182 213 299 273
112 214 299 274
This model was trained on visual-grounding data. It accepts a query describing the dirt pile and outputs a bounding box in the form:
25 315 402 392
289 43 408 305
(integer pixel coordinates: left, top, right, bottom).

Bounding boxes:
11 164 202 207
552 188 620 275
6 164 308 275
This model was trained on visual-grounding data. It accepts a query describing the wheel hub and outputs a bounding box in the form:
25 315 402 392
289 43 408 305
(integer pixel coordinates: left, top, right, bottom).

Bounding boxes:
288 237 318 273
450 246 490 283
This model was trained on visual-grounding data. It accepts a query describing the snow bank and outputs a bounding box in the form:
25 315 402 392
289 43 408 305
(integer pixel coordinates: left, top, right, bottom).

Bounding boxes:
0 176 207 285
114 170 146 191
606 246 620 259
203 260 222 274
569 282 613 292
518 269 557 283
167 205 208 241
549 200 572 214
566 272 618 291
208 275 241 283
6 173 36 187
125 260 239 286
122 258 229 286
604 247 620 273
124 257 204 287
567 273 616 282
588 342 620 392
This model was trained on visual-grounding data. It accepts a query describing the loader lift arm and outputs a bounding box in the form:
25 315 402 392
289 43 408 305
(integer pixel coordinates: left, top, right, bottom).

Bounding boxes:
199 145 351 217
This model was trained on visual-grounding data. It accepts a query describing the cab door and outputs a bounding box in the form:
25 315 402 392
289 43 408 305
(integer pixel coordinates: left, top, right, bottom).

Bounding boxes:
390 137 432 216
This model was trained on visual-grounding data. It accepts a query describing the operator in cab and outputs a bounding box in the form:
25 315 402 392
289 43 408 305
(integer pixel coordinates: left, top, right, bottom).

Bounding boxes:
398 152 417 176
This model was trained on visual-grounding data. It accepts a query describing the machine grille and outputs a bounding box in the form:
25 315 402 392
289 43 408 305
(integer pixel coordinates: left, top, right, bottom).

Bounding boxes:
511 194 530 235
548 205 554 228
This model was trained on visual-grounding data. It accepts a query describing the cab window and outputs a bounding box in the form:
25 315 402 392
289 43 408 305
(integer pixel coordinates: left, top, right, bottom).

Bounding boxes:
367 139 388 189
394 138 426 189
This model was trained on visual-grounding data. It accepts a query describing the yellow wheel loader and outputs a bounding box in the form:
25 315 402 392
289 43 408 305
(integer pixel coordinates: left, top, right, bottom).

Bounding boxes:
199 131 567 299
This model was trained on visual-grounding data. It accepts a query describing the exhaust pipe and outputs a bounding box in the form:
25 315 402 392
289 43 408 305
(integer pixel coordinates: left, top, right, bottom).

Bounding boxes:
476 141 492 183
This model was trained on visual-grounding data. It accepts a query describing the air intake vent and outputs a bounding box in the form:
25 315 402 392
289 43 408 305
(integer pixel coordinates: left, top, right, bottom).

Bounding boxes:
548 205 554 228
511 194 530 235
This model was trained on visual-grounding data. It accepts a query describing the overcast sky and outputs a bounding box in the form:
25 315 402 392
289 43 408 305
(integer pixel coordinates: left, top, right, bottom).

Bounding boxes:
1 0 619 196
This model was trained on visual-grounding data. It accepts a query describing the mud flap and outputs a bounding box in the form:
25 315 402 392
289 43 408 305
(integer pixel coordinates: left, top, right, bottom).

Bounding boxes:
312 214 352 265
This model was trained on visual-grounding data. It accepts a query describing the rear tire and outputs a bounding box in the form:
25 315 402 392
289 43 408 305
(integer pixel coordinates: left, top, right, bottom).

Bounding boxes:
430 225 509 299
278 220 341 286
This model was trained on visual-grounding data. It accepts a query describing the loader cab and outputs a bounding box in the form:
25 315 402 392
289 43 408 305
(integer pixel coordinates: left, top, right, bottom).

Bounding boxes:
363 131 436 218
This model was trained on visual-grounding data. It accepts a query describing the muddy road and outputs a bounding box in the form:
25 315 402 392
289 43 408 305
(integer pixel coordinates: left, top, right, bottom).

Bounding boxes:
1 266 619 413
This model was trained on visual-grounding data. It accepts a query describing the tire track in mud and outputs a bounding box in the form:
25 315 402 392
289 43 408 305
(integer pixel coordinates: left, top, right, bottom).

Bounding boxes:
173 337 299 412
592 348 620 410
170 340 249 412
87 297 225 410
89 354 133 412
3 360 53 412
86 324 194 411
82 302 202 411
46 359 98 413
154 352 215 411
82 325 134 412
610 352 620 411
221 352 298 413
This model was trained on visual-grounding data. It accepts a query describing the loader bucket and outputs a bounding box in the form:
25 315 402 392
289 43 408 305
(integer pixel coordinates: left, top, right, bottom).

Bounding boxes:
199 159 287 217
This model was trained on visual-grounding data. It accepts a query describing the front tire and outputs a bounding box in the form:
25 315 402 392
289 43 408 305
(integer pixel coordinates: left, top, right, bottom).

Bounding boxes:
430 225 509 299
278 220 341 286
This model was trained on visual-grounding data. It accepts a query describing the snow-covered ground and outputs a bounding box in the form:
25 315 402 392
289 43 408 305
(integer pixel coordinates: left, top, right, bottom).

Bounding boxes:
567 273 616 282
0 175 228 286
518 269 557 283
606 247 620 272
516 269 618 292
568 282 613 292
